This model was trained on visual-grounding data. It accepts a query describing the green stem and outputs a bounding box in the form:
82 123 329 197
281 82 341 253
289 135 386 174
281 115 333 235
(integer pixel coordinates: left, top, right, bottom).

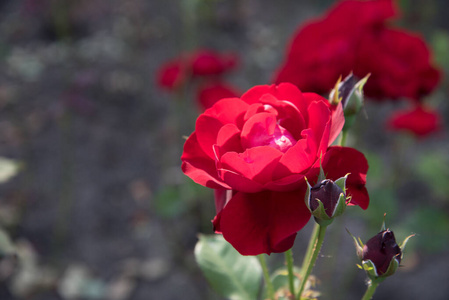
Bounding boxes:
339 130 348 147
258 254 275 300
361 280 380 300
297 224 327 300
285 249 296 299
300 223 319 273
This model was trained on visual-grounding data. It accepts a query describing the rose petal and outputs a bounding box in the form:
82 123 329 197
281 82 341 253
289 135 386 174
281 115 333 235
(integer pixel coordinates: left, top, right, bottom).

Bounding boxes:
219 170 265 193
181 133 231 189
322 146 369 209
216 123 243 156
273 128 317 178
307 101 332 156
240 112 278 150
346 185 369 210
241 83 309 118
217 189 311 255
219 146 283 185
196 98 248 158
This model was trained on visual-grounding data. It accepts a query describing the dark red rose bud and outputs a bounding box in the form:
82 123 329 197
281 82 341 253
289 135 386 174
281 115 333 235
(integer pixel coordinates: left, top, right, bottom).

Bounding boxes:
362 230 401 276
309 179 344 218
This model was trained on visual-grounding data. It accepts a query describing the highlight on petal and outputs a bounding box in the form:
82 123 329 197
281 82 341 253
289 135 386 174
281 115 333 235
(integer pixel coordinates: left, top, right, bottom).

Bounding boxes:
273 129 317 178
217 189 311 255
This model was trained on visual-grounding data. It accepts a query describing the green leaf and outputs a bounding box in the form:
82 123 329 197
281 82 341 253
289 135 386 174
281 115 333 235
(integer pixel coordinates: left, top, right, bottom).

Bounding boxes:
268 267 301 300
153 178 211 218
415 152 449 201
399 207 449 253
153 185 188 218
194 234 262 300
0 227 15 256
0 157 20 184
432 30 449 70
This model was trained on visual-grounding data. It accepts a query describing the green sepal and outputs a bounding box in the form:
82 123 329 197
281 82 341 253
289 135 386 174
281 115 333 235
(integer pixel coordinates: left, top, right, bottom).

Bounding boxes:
346 228 364 260
328 76 343 106
311 199 334 227
334 174 348 193
304 178 312 211
333 193 347 218
361 259 380 280
380 213 387 232
318 161 326 182
399 234 415 256
333 174 349 216
362 255 400 281
380 256 400 278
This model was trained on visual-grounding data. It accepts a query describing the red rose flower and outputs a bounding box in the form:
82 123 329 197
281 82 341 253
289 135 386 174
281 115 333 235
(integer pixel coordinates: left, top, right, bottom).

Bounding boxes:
356 29 441 101
274 0 397 95
196 81 241 111
156 58 186 90
191 50 238 76
182 83 369 255
274 0 440 101
387 104 442 137
156 49 238 91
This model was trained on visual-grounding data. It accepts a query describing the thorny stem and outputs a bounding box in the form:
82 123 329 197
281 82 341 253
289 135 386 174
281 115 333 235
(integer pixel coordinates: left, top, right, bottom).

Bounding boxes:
285 248 296 299
258 254 275 300
297 224 327 299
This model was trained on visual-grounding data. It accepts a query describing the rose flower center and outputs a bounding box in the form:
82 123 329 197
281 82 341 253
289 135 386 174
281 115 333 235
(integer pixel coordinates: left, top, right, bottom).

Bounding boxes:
245 121 296 153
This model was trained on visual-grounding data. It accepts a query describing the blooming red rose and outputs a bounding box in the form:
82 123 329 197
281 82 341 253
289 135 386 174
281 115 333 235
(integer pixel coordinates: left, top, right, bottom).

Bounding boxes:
274 0 440 101
156 49 238 91
182 83 369 255
387 104 442 137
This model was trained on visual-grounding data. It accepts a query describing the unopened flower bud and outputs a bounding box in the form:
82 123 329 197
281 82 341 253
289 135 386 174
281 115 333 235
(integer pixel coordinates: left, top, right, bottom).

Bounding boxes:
305 176 347 226
362 230 401 277
309 179 344 217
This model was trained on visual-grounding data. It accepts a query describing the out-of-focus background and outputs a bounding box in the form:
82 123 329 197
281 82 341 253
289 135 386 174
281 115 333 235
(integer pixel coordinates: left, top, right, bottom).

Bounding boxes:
0 0 448 299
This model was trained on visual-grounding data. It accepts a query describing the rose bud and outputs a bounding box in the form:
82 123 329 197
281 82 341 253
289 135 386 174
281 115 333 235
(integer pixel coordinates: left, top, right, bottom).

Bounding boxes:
362 230 401 277
348 220 415 281
305 175 348 226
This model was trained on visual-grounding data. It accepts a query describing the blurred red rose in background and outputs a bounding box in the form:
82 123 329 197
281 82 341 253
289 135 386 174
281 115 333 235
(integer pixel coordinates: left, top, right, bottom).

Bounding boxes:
196 81 241 111
182 83 369 255
387 104 442 137
156 49 238 91
156 58 186 90
356 29 441 101
274 0 440 101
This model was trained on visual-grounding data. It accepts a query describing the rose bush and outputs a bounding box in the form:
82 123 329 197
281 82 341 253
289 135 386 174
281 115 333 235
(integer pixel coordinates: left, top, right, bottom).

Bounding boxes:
182 83 369 255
